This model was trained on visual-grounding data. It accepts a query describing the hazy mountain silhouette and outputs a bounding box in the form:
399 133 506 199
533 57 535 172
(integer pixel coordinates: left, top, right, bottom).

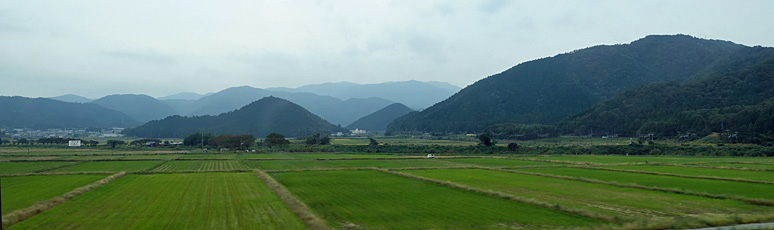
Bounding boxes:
49 94 93 103
347 103 414 132
92 94 178 123
0 96 139 129
123 96 346 138
268 80 460 109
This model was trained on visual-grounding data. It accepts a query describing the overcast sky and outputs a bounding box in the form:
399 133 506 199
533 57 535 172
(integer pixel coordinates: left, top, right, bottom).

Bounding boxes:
1 0 772 98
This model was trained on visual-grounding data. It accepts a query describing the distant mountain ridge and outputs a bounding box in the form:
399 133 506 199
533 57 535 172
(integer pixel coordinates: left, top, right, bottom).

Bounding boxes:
123 96 346 138
92 94 178 123
49 94 93 103
388 34 749 134
158 92 212 100
268 80 461 109
0 96 139 129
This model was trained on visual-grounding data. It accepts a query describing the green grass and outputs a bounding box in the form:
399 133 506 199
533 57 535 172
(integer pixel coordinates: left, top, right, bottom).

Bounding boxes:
440 157 563 167
178 154 237 159
524 155 770 164
238 153 405 159
599 165 774 182
8 173 306 230
513 167 774 200
403 168 774 219
120 155 181 160
152 161 201 171
246 159 466 170
56 156 125 160
0 162 76 174
152 160 246 171
701 163 774 170
50 161 162 172
271 170 603 229
1 174 109 215
197 160 246 171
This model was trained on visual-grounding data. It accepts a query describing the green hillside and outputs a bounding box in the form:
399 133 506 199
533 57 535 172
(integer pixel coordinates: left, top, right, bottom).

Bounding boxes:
560 47 774 142
388 35 745 134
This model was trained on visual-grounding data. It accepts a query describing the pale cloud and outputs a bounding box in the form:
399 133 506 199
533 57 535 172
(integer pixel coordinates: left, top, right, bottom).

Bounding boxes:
0 0 772 98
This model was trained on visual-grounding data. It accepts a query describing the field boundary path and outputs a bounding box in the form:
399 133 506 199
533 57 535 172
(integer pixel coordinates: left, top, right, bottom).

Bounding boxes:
253 169 330 230
1 171 127 229
688 222 774 230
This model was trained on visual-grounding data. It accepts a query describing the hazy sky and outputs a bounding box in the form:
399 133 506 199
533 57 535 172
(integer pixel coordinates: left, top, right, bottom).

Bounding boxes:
2 0 773 98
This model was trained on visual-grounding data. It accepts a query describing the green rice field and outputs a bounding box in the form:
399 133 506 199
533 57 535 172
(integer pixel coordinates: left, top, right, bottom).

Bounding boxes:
440 157 563 167
598 165 774 182
5 146 774 229
245 158 466 170
523 155 773 164
0 162 76 174
513 167 774 200
8 173 306 230
1 174 109 215
270 170 603 229
49 161 163 172
403 168 774 219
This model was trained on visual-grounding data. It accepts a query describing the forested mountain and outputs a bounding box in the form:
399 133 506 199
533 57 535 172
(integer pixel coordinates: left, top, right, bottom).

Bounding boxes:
0 96 139 129
268 80 461 109
49 94 93 103
122 96 346 138
560 46 774 140
190 86 394 126
92 94 178 123
388 35 747 134
347 103 414 132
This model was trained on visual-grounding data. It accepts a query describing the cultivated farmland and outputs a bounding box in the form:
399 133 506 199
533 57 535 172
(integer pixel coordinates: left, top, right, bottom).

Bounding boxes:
403 168 774 220
269 170 603 229
1 174 109 215
4 146 774 230
0 162 76 174
514 167 774 200
7 173 306 230
49 161 163 172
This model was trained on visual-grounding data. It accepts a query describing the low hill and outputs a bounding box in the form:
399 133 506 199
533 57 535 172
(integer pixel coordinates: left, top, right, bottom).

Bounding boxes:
122 96 347 138
49 94 93 103
346 103 414 132
388 35 746 134
560 46 774 140
92 94 178 123
0 96 139 129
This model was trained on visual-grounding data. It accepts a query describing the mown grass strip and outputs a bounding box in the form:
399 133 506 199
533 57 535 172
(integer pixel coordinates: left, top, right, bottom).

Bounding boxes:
49 161 163 172
677 163 774 172
378 168 616 222
594 165 774 184
8 173 306 230
2 172 126 228
505 167 774 206
1 174 110 215
401 168 774 224
271 169 604 229
254 170 329 230
0 162 79 175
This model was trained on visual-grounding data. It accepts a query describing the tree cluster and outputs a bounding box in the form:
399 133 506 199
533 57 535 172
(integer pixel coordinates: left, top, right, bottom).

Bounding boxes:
304 133 331 145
